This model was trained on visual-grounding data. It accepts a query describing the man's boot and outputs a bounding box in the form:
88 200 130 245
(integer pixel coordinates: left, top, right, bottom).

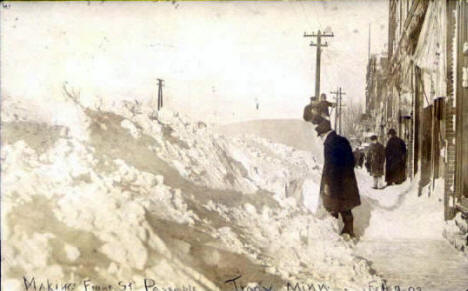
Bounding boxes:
340 211 355 237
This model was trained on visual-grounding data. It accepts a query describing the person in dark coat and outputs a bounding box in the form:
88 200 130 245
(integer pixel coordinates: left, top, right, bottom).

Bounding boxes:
367 135 385 189
385 128 407 185
353 147 365 168
317 93 334 117
305 94 334 120
364 152 371 173
358 148 365 168
303 102 361 237
353 148 361 168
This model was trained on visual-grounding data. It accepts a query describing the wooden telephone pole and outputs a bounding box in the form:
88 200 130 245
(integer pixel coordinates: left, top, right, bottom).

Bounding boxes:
304 30 334 99
330 87 346 135
157 79 164 111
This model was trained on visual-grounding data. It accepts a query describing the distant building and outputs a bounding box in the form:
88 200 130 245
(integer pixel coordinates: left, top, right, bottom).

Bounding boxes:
365 54 389 140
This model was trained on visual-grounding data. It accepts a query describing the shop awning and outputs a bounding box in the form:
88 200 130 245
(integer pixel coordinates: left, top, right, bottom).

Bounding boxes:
413 0 447 106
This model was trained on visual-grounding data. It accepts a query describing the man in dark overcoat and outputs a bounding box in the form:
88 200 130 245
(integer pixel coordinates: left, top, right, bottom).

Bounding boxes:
353 147 365 168
303 102 361 237
367 135 385 189
306 94 334 119
385 128 407 185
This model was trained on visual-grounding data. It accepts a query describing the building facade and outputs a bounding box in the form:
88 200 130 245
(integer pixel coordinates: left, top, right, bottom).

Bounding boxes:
365 0 468 222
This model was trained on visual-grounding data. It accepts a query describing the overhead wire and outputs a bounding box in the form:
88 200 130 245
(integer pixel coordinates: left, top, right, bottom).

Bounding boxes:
298 0 331 97
314 4 334 98
290 1 315 97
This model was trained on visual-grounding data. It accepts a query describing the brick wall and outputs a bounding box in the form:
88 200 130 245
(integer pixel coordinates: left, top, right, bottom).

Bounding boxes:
445 98 456 220
444 1 457 220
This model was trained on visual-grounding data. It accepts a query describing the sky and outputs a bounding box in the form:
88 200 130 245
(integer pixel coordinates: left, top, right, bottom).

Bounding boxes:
1 1 388 124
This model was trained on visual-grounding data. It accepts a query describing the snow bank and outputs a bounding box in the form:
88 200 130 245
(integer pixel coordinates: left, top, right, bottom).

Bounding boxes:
355 170 446 240
218 119 324 163
1 98 381 290
444 212 468 255
1 94 91 140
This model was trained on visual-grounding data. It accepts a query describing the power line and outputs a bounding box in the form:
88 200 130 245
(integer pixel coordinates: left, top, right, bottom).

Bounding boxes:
300 0 322 29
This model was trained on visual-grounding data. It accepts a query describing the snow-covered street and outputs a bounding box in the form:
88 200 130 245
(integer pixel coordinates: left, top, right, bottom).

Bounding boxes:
3 1 468 290
355 239 468 290
2 97 467 290
352 171 468 291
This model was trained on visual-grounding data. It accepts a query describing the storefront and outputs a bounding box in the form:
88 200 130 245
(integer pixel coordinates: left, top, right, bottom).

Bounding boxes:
412 0 447 194
454 0 468 213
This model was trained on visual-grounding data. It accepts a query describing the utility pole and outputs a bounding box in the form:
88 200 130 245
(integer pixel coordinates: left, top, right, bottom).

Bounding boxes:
330 87 346 135
304 30 334 99
157 78 164 111
338 88 345 135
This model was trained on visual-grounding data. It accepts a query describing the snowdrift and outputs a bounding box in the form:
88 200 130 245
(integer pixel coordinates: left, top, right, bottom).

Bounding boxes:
218 119 323 163
1 96 381 290
353 170 446 240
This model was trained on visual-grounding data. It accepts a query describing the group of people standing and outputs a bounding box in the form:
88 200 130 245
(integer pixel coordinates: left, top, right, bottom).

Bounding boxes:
303 96 408 238
361 129 407 189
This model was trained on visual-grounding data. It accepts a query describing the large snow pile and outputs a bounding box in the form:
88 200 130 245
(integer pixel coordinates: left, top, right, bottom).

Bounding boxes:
354 170 446 240
218 119 323 163
1 97 381 290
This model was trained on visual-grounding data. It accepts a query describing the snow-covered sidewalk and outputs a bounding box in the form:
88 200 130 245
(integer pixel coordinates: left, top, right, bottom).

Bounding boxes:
353 169 468 290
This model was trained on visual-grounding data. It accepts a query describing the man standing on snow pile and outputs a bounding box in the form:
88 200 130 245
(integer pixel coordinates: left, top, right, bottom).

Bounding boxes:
385 128 407 186
367 135 385 189
303 101 361 237
307 93 334 118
